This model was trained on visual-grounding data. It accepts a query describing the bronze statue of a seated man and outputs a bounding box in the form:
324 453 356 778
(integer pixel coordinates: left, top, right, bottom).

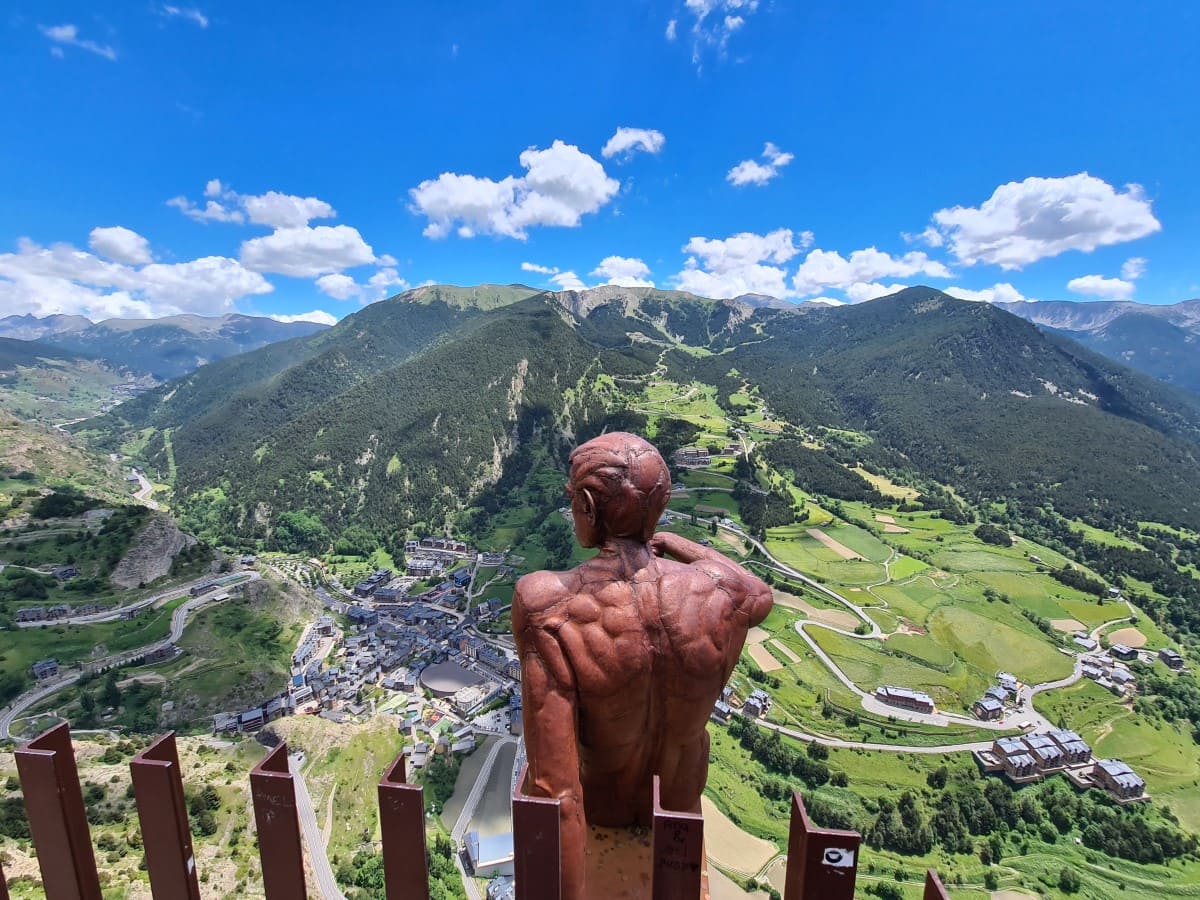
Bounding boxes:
513 432 772 898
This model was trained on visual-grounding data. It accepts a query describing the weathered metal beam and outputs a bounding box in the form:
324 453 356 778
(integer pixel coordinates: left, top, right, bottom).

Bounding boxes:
651 775 705 900
378 753 430 900
924 867 951 899
511 763 561 900
249 741 306 899
129 732 202 899
14 722 102 899
782 791 860 900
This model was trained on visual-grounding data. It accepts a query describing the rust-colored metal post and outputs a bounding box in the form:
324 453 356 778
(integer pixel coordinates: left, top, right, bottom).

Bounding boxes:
129 732 201 899
249 742 306 899
378 753 430 900
924 868 951 899
14 722 102 899
782 791 860 900
0 852 11 900
511 763 561 900
651 775 705 900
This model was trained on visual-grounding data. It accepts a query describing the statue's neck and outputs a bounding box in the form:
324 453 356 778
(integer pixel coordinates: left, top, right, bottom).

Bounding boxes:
598 536 652 573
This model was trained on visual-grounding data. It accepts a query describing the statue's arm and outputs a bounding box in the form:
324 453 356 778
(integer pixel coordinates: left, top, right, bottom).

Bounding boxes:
649 531 773 626
512 576 586 899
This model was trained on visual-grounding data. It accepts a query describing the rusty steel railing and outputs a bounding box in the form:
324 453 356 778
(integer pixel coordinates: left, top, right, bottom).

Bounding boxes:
8 722 954 899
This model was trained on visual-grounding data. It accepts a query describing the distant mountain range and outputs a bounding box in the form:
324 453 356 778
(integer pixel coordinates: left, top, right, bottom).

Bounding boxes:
997 299 1200 394
0 312 330 380
80 284 1200 549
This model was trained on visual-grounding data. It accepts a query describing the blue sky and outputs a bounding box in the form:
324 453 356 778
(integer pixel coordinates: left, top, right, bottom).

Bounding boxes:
2 1 1198 324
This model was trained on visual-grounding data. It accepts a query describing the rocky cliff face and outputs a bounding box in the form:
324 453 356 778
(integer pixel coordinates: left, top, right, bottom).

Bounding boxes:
109 513 197 589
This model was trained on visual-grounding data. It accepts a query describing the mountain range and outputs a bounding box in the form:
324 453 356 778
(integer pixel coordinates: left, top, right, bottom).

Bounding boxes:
997 298 1200 394
78 285 1200 551
0 312 330 380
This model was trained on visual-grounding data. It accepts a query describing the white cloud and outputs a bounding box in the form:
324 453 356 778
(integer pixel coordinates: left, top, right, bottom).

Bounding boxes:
315 273 361 301
315 267 408 304
270 310 337 326
844 282 909 304
240 225 375 277
944 283 1030 304
1121 257 1147 281
521 262 558 275
602 127 666 161
169 183 335 228
160 5 208 27
410 140 619 240
727 142 793 187
242 191 336 228
0 237 272 319
39 24 117 61
677 0 761 69
367 267 408 299
591 256 653 287
550 271 586 291
674 228 807 299
931 173 1161 269
1067 274 1136 302
791 247 950 297
902 225 945 248
88 226 153 266
167 195 245 224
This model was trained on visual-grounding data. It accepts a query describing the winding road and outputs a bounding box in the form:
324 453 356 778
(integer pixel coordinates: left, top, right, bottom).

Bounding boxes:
0 585 244 740
14 572 256 628
669 505 1135 752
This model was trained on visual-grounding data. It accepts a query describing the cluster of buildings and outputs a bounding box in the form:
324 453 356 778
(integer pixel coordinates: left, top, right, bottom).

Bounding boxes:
671 444 741 469
352 568 394 598
971 672 1020 721
975 731 1146 803
404 536 473 579
712 685 771 722
211 551 524 759
16 601 107 623
1080 650 1137 696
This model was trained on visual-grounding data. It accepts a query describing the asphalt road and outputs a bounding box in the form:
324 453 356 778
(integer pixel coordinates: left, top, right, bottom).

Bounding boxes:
0 587 240 740
15 572 258 628
290 754 347 900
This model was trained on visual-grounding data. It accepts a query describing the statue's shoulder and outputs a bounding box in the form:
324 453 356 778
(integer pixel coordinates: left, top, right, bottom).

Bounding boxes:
515 568 577 616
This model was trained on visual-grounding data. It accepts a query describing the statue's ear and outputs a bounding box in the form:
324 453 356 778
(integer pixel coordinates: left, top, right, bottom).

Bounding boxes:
579 488 598 526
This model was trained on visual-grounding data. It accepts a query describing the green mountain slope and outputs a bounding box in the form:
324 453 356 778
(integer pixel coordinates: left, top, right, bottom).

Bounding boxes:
673 288 1200 530
81 285 1200 546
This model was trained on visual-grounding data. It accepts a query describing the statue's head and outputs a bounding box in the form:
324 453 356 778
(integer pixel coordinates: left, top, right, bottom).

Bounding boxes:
567 432 671 546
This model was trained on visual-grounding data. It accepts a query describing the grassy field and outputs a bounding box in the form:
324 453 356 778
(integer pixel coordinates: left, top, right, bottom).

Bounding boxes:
274 715 406 866
928 604 1073 686
0 600 179 699
668 488 743 523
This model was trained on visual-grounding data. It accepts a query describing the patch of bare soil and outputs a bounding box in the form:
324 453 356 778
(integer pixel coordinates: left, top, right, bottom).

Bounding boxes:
806 529 864 560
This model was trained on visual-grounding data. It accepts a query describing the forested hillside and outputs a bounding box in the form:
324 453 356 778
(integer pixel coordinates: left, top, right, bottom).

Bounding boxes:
80 286 1200 552
673 288 1200 531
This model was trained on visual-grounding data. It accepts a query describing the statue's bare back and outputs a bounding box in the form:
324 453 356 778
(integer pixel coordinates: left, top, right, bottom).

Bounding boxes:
513 433 771 898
